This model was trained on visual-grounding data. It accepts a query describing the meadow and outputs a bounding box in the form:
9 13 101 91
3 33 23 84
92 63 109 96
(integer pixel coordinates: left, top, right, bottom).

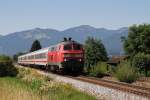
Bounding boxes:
0 67 96 100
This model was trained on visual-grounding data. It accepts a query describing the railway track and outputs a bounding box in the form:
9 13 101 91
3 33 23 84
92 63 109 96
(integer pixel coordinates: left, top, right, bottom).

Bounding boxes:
16 64 150 98
138 77 150 82
66 75 150 98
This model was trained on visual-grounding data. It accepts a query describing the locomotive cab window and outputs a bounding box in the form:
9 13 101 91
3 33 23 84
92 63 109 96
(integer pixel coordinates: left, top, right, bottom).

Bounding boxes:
73 44 81 50
64 44 72 50
64 43 81 50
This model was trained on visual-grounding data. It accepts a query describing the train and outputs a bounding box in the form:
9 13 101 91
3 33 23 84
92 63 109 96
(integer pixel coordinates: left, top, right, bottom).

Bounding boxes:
18 38 84 74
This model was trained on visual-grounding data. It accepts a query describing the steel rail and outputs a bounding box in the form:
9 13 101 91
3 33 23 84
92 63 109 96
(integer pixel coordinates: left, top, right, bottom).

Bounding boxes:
66 75 150 98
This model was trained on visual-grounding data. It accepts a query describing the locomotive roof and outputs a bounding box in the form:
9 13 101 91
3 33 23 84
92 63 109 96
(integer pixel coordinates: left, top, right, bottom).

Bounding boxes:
58 40 81 45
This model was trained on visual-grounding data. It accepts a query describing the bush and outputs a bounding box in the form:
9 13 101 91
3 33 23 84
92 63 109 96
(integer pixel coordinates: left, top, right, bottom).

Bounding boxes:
89 62 108 77
0 55 18 77
114 61 139 83
132 53 150 76
147 71 150 77
17 68 31 78
108 65 117 75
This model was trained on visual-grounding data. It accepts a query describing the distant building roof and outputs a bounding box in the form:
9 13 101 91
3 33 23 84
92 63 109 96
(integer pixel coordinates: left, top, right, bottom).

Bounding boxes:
107 55 128 65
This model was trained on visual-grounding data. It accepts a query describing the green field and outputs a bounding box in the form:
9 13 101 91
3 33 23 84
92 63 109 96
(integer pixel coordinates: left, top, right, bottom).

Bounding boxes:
0 68 96 100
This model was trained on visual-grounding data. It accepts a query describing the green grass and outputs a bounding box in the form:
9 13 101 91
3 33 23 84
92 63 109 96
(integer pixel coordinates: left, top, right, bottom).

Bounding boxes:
114 61 139 83
0 67 96 100
89 62 108 77
0 77 41 100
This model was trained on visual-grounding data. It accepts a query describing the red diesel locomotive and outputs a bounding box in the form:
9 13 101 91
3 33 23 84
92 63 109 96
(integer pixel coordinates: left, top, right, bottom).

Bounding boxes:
18 38 84 74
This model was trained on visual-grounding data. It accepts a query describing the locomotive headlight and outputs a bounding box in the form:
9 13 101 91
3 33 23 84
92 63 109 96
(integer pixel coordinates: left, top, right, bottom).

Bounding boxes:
79 59 82 61
64 58 67 61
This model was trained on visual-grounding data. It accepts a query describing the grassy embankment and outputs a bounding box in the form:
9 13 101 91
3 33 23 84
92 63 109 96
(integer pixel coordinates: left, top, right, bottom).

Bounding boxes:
0 67 96 100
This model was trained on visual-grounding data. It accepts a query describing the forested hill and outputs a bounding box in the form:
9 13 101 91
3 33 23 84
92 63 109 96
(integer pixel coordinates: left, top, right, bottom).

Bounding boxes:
0 25 128 56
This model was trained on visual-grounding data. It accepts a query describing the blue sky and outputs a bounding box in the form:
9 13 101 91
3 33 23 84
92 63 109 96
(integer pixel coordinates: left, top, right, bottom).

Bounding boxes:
0 0 150 35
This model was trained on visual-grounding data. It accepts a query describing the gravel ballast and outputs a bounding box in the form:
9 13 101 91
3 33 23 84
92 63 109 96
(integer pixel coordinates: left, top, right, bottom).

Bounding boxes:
38 71 149 100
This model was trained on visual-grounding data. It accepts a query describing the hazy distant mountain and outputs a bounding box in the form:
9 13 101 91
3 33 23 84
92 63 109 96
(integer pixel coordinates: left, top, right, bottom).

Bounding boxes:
0 25 128 56
103 27 128 55
0 28 60 55
61 25 120 42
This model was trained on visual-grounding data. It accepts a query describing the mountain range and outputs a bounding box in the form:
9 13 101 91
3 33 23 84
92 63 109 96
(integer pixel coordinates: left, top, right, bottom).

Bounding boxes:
0 25 128 56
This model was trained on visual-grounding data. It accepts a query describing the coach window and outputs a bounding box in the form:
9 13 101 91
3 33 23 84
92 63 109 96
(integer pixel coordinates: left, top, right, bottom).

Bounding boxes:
38 54 41 59
39 54 41 58
40 53 43 58
35 55 39 59
30 55 33 59
51 47 54 51
27 56 29 60
31 55 34 59
42 53 46 58
28 56 30 60
35 55 37 59
54 47 57 51
51 47 56 52
39 54 42 59
39 54 41 59
24 56 27 60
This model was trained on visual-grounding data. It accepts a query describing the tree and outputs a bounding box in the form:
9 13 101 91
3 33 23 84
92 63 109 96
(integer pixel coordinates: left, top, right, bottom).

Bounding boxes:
30 40 42 52
84 37 108 71
123 24 150 56
0 55 18 76
132 53 150 76
123 24 150 76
